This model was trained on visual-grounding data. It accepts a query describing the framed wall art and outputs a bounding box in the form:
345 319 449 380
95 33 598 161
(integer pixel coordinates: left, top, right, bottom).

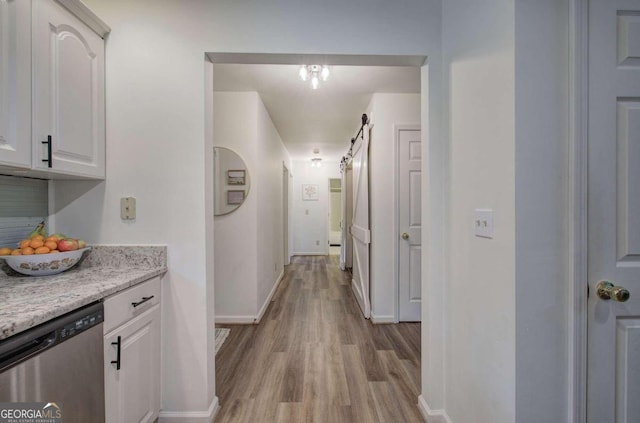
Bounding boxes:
302 184 319 201
227 190 245 205
227 170 246 185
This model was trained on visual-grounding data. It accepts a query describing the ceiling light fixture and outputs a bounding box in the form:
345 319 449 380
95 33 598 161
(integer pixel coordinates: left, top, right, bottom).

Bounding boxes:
311 157 322 168
299 65 330 90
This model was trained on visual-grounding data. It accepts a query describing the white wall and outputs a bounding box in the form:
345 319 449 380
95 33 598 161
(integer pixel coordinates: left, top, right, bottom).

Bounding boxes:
367 93 421 322
421 1 571 423
213 92 258 318
52 0 443 418
292 160 340 254
255 95 291 309
438 2 517 423
213 92 291 320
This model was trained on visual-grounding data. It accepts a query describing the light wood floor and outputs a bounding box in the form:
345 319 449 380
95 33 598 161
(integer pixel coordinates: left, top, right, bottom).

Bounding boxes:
214 255 422 423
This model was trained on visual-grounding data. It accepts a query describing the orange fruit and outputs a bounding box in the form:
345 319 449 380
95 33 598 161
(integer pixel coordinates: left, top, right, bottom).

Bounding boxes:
35 246 50 254
29 240 44 249
49 250 60 254
30 234 44 241
22 247 34 255
45 236 59 243
0 247 12 256
19 239 30 249
44 241 57 250
11 249 22 255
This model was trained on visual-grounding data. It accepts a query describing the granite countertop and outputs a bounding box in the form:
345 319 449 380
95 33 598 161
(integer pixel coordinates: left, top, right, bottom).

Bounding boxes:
0 245 167 341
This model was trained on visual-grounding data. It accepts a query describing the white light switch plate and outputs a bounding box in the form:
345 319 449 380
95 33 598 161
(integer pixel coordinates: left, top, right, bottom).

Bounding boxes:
474 209 494 238
121 197 136 220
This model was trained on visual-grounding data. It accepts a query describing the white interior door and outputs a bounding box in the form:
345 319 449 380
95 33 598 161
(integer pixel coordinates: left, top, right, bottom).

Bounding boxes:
350 125 371 318
398 127 422 322
587 1 640 421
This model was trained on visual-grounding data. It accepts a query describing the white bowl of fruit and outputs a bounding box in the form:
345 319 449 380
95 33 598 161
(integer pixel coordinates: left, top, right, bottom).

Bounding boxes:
0 223 90 276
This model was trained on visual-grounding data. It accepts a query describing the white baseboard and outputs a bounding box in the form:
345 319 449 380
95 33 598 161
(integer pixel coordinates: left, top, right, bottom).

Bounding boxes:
159 396 219 423
215 270 285 325
371 313 396 324
215 315 256 324
418 395 452 423
293 252 328 256
255 270 284 323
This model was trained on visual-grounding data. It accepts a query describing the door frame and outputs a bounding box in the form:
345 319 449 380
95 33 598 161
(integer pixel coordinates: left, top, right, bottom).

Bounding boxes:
327 177 341 253
569 0 588 422
395 124 421 323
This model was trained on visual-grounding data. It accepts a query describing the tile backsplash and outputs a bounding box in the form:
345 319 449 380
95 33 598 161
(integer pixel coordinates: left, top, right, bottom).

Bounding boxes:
0 175 48 247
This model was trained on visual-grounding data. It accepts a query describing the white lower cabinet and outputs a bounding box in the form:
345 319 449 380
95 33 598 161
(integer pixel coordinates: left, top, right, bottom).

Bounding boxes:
104 277 161 423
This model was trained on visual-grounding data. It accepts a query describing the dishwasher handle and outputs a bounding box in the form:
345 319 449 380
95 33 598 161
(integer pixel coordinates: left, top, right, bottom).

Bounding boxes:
0 330 56 372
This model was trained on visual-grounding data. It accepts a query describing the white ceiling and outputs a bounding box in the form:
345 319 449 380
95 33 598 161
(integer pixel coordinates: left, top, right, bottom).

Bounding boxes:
212 64 420 161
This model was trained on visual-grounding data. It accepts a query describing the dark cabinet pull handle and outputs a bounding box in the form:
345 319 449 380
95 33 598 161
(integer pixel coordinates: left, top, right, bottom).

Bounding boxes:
131 296 154 308
111 336 121 370
42 135 52 168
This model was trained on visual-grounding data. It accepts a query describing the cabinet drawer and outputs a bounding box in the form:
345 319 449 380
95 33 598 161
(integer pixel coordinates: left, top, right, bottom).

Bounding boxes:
104 277 161 334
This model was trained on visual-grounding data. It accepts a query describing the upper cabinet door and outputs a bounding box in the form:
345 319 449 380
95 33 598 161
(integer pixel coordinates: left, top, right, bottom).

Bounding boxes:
0 0 31 168
33 0 105 178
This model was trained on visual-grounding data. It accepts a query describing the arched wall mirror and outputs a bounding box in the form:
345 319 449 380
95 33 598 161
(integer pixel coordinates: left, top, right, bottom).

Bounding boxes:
214 147 250 216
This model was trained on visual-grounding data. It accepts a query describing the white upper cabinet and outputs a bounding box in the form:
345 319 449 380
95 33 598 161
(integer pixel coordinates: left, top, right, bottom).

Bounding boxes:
0 0 32 168
0 0 107 179
32 0 105 178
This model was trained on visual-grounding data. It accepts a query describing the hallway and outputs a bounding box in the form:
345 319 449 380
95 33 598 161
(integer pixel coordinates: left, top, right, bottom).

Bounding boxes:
214 255 422 422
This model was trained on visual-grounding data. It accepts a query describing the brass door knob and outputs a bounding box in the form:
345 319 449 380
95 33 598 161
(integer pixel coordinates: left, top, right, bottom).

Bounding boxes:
401 232 409 240
596 281 630 302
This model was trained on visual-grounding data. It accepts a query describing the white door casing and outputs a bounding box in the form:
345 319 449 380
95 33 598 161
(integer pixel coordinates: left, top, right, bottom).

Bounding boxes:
350 124 371 318
0 0 31 168
587 0 640 421
398 126 422 322
32 0 105 178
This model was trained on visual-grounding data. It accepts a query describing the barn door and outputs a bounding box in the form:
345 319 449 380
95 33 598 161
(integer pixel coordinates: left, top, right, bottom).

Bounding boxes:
350 124 371 318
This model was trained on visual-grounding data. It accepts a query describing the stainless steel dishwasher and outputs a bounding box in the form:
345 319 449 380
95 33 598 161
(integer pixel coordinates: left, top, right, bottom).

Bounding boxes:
0 301 105 422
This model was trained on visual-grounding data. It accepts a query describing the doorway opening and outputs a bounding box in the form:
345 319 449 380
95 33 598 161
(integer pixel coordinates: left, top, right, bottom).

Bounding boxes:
205 52 434 421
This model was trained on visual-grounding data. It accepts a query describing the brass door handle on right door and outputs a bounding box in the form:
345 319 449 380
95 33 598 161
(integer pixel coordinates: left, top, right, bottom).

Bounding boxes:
596 281 630 302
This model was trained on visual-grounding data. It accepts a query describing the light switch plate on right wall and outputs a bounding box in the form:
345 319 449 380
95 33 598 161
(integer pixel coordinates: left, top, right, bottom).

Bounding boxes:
474 209 494 238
